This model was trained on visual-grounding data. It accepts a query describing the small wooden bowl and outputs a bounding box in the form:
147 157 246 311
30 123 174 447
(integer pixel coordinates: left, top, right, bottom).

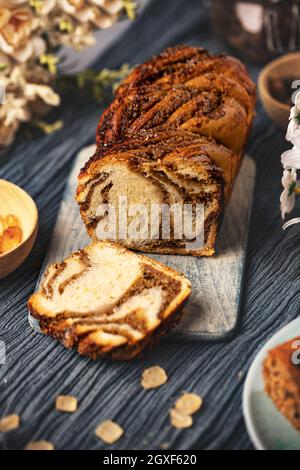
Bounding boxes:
258 52 300 129
0 179 38 279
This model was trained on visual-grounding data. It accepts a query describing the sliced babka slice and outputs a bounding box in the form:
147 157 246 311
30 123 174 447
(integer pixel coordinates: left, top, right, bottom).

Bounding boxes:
263 337 300 432
28 241 191 360
77 130 238 256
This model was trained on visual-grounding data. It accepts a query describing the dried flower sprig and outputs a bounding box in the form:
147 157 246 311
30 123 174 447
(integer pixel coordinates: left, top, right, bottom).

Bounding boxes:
286 93 300 150
0 0 136 147
21 63 132 141
34 119 63 135
57 64 132 102
122 0 137 20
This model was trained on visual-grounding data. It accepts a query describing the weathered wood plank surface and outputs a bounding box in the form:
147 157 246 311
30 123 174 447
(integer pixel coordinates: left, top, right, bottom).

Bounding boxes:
1 0 299 450
29 147 255 340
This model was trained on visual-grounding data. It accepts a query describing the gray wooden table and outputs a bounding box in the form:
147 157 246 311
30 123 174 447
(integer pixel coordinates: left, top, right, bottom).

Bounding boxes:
0 0 299 450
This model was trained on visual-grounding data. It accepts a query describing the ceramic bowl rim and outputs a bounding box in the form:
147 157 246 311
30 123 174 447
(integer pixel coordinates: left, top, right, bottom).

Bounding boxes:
0 179 38 260
258 52 300 113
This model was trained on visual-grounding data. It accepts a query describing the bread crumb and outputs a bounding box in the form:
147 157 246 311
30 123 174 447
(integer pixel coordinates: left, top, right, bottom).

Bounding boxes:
55 395 77 413
141 366 168 389
95 420 124 444
169 409 193 429
0 414 20 432
175 393 203 415
25 441 54 450
160 442 170 449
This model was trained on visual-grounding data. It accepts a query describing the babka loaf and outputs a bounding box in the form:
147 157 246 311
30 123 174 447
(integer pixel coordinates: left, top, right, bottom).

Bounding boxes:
77 46 256 256
78 130 238 256
28 241 191 360
263 337 300 432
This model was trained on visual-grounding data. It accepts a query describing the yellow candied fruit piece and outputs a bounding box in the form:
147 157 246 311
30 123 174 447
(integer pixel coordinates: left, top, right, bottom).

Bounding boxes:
0 226 22 254
0 215 6 237
5 214 19 227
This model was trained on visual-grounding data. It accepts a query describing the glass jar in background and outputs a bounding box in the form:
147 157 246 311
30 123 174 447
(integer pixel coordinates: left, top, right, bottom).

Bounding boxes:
210 0 300 64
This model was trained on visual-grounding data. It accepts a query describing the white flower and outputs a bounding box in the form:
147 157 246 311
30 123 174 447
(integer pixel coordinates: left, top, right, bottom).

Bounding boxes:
0 93 30 126
58 0 92 22
56 22 95 49
0 91 30 146
0 62 60 146
286 91 300 149
281 146 300 170
0 3 45 62
8 64 60 106
283 217 300 230
294 91 300 108
0 84 32 146
58 0 123 28
92 0 123 28
0 118 18 146
280 168 297 219
24 83 60 106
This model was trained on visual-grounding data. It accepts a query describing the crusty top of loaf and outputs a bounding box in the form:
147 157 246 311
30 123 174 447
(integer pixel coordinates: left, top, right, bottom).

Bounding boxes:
116 45 255 102
95 45 256 150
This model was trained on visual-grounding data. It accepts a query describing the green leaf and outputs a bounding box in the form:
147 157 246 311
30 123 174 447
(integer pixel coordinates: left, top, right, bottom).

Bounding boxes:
39 54 59 75
288 180 297 196
55 64 132 104
122 0 137 20
29 0 43 13
34 120 63 135
59 19 74 33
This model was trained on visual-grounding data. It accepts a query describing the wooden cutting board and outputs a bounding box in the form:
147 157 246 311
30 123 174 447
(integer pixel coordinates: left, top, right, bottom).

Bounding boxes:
28 145 256 341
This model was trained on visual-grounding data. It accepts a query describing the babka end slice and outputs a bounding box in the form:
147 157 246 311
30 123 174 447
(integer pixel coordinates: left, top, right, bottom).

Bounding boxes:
28 241 191 360
263 337 300 432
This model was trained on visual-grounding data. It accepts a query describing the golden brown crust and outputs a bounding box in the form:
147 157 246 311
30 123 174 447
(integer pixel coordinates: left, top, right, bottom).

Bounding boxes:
79 129 237 194
115 46 255 102
263 337 300 431
96 46 256 153
77 298 187 360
